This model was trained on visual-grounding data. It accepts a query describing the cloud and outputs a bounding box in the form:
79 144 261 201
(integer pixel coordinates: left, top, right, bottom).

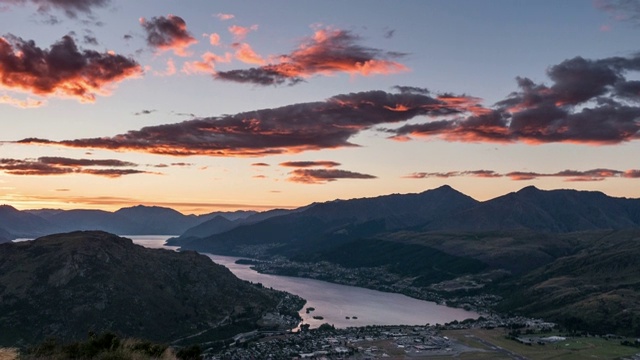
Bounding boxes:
0 156 148 177
182 51 231 75
251 162 270 167
404 168 639 182
0 94 44 108
17 89 473 156
233 43 265 65
279 161 340 168
215 13 234 21
216 27 408 86
152 162 191 168
140 15 197 56
228 24 258 41
133 109 156 116
0 34 141 102
596 0 640 24
287 168 377 184
207 33 220 46
0 0 110 18
153 58 176 77
390 53 640 145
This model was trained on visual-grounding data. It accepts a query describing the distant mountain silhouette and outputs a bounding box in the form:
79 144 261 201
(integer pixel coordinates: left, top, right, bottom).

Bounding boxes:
182 185 479 255
46 209 140 234
424 186 640 232
180 186 640 256
0 231 288 346
0 205 57 238
0 206 256 240
167 207 306 246
113 205 203 234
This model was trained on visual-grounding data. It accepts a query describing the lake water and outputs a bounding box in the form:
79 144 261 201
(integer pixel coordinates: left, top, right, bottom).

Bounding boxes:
130 236 480 329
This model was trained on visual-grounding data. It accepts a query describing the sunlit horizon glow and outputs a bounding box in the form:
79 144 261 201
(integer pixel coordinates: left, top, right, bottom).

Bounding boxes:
1 0 640 215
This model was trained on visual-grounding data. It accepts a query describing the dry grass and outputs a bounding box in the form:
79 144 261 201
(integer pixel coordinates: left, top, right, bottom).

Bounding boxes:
0 348 18 360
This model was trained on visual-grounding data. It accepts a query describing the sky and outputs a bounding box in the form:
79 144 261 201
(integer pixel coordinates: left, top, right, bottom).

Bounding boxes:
1 0 640 214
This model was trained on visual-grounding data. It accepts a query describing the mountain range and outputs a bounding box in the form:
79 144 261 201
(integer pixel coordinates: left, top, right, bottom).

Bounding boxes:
176 185 640 256
0 205 256 240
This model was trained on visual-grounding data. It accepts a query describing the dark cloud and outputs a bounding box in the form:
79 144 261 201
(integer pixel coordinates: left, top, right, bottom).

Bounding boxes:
279 161 341 168
0 34 141 102
0 0 110 18
404 170 501 179
405 168 637 182
251 162 270 167
140 15 197 56
81 169 148 177
288 169 377 184
0 157 147 177
391 54 640 144
38 156 136 167
383 29 395 39
134 109 156 116
216 28 408 86
83 35 98 45
18 89 473 156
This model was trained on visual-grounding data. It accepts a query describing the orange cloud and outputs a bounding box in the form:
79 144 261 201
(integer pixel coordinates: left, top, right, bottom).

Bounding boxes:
207 33 221 46
153 58 176 77
0 35 141 103
279 161 340 168
140 15 197 56
288 169 376 184
405 168 639 182
0 94 44 108
0 157 149 177
233 43 265 65
216 27 408 86
182 51 232 74
17 89 469 156
228 24 258 41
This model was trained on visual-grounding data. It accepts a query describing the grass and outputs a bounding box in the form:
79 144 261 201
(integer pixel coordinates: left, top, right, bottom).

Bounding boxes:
443 328 640 360
0 349 18 360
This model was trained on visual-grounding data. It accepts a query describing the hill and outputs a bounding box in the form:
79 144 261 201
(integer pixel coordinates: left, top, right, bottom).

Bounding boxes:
494 229 640 336
0 231 295 347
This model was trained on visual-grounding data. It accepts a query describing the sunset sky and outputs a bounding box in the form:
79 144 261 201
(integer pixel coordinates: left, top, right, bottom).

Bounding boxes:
1 0 640 214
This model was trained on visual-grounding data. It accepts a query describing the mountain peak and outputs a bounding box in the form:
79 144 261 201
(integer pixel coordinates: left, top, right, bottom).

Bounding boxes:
517 185 541 194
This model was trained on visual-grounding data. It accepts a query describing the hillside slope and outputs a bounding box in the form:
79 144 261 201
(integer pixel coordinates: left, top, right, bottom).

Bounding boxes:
0 231 288 346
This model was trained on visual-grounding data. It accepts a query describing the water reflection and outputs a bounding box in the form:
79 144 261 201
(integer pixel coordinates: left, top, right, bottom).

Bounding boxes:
130 236 479 329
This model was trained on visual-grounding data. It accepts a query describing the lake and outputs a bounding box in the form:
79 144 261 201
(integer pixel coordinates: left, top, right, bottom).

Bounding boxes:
129 235 480 329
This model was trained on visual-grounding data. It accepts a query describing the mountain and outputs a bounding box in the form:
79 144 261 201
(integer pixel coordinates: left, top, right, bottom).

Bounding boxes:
425 186 640 232
199 210 258 222
0 227 11 243
0 205 57 239
175 215 237 240
0 231 290 346
167 207 304 246
45 209 140 234
112 205 203 234
181 185 480 255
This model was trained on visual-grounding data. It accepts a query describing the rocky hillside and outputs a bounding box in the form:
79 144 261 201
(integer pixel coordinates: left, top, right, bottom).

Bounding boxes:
0 231 290 347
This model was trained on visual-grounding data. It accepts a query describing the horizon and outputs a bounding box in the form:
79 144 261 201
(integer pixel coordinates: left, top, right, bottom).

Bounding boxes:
1 1 640 214
4 184 638 216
